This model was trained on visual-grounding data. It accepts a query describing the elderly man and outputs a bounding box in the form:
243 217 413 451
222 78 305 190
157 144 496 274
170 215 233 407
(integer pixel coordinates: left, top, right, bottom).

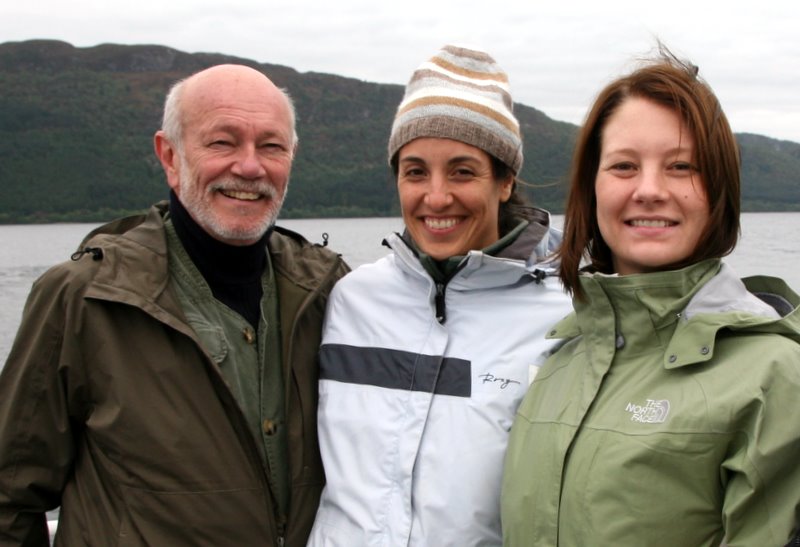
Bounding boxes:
0 64 348 546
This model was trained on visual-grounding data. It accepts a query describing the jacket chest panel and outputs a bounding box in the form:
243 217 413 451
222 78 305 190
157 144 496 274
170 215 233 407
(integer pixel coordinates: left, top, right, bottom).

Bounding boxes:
72 306 260 492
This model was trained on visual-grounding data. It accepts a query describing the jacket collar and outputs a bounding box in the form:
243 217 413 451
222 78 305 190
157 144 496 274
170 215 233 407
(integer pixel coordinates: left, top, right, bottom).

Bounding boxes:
549 259 800 369
667 263 800 367
78 201 343 305
386 206 559 286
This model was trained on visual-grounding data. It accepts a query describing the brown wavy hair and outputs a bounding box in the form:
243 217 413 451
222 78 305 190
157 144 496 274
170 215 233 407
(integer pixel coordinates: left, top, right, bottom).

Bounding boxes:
558 47 741 300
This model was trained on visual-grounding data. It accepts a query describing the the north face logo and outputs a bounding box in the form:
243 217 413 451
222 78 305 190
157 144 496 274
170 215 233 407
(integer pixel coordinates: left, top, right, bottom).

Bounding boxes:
625 399 670 423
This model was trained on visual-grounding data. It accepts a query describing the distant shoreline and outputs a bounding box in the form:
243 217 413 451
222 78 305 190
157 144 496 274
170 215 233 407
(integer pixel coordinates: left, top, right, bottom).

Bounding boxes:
2 205 799 225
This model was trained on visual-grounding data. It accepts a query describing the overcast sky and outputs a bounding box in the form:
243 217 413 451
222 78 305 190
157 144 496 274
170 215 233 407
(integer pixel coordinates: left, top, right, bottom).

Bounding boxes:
2 0 799 143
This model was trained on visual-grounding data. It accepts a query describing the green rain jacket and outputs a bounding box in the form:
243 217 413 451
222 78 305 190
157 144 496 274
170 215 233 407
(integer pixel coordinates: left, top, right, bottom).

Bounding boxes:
502 259 800 547
0 202 348 546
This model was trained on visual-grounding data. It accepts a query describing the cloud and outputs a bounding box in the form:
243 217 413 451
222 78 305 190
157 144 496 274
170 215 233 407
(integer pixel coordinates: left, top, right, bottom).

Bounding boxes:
2 0 799 142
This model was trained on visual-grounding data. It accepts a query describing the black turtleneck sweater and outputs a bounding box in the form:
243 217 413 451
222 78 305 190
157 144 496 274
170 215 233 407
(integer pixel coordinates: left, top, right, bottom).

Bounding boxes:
169 191 269 328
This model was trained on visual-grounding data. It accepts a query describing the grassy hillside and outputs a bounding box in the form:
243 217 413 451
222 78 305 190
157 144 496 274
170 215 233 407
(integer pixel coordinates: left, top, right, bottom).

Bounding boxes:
1 39 798 223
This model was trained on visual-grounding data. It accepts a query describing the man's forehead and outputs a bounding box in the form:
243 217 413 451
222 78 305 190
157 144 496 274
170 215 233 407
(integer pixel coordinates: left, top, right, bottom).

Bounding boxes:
183 90 290 131
182 66 285 111
198 114 292 138
185 64 271 91
186 83 280 111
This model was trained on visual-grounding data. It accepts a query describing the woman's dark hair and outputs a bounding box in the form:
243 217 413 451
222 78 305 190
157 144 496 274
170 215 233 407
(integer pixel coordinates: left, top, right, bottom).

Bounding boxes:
491 156 537 235
558 47 741 300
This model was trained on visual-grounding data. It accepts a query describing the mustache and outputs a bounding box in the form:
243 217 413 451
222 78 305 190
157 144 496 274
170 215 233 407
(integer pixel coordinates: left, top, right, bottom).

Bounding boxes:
207 177 279 199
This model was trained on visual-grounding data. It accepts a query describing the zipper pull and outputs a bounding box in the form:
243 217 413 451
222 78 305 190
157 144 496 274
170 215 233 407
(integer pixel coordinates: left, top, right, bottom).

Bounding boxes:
435 282 447 324
277 515 286 546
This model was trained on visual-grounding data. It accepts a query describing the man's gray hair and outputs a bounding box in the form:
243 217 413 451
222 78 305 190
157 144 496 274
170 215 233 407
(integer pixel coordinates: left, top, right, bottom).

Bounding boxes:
160 73 299 153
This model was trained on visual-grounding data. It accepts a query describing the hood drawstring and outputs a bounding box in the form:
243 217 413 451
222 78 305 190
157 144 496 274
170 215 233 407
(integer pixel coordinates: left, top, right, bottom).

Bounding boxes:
71 247 104 261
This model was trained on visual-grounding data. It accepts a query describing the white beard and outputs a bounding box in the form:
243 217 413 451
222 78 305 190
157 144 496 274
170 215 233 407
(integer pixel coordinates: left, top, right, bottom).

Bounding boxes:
176 156 288 245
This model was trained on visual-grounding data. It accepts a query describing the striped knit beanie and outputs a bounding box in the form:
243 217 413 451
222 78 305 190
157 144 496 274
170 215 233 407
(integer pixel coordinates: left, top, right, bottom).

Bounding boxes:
388 45 523 174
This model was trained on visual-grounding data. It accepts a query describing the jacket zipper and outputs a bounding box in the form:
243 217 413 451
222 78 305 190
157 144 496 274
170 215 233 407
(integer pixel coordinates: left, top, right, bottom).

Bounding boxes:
154 305 282 541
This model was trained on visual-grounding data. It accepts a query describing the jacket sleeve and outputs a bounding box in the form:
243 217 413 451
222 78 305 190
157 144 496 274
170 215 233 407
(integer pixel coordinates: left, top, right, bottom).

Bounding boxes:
0 272 78 546
721 342 800 546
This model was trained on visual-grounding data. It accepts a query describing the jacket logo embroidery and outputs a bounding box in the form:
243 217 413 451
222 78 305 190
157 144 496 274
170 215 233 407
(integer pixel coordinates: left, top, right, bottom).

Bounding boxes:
478 373 521 390
625 399 670 423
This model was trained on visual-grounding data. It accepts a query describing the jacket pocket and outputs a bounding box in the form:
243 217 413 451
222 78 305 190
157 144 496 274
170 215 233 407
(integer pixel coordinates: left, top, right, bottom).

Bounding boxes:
117 484 271 546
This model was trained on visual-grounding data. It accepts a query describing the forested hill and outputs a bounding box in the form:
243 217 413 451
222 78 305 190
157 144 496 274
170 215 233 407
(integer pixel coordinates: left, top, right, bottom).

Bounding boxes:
1 39 798 223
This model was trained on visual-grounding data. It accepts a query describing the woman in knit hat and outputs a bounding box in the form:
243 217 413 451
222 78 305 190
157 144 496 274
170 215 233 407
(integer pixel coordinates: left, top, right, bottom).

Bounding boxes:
307 45 571 546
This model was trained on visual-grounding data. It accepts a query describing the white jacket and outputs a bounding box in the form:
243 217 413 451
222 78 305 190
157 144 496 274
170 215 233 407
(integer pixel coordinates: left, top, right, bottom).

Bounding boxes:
308 221 573 547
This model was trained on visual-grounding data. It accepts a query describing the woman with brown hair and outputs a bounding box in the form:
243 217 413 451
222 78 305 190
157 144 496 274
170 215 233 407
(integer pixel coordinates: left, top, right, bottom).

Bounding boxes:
501 49 800 546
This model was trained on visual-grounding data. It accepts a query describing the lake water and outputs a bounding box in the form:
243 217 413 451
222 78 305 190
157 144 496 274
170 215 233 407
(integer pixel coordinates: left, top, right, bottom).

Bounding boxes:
1 213 798 366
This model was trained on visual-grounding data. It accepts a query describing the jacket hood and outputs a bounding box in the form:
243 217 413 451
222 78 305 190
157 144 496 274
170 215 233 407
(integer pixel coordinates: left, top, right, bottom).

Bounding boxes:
386 206 561 284
80 201 169 252
548 259 800 369
496 206 560 266
76 201 343 300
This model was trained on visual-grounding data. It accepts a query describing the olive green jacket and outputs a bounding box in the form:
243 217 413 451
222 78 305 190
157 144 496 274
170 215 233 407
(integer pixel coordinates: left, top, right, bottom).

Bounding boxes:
502 260 800 546
0 202 348 546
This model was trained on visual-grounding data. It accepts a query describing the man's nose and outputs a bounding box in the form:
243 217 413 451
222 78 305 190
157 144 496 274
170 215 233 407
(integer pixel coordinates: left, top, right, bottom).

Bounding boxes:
231 146 267 179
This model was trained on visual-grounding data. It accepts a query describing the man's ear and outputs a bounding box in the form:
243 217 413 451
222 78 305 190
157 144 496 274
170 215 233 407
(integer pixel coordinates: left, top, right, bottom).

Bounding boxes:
154 131 181 192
